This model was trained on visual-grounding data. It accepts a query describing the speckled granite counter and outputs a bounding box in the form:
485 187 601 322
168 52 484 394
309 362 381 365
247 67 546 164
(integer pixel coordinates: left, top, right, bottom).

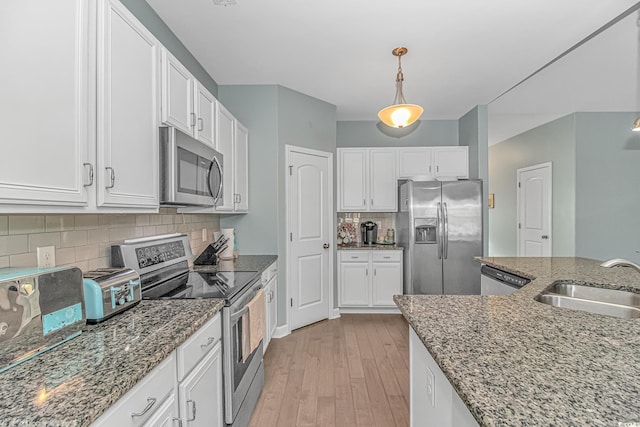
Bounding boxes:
0 299 224 427
395 257 640 426
193 254 277 273
337 243 404 250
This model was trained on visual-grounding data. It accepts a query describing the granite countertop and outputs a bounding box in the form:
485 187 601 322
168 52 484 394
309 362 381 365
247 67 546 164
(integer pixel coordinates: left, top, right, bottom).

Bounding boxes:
337 243 404 250
193 254 277 273
395 257 640 426
0 299 224 427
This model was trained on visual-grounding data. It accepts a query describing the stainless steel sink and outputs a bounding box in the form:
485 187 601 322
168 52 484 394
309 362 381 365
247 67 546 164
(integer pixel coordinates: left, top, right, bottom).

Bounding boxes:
536 283 640 319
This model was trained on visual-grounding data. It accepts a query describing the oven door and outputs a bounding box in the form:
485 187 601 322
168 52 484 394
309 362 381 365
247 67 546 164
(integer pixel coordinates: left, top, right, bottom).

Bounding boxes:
223 281 264 424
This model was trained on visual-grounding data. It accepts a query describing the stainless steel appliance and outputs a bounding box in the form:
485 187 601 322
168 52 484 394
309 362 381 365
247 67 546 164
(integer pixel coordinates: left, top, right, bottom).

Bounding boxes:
160 126 223 207
82 268 141 323
480 264 530 295
111 234 263 427
0 266 85 373
360 221 378 245
397 180 483 294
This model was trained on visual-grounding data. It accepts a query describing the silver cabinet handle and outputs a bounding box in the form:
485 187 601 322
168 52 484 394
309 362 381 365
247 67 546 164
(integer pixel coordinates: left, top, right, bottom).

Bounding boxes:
198 117 204 131
541 235 549 239
173 418 183 427
83 163 94 187
374 268 377 276
105 167 115 189
366 268 368 276
429 165 432 173
131 397 156 418
200 337 215 349
383 256 391 259
371 198 374 207
190 112 197 127
187 399 197 421
436 165 439 173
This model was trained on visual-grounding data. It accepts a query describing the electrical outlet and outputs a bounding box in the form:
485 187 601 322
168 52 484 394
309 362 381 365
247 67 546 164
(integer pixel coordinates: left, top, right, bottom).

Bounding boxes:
202 228 207 242
37 246 56 268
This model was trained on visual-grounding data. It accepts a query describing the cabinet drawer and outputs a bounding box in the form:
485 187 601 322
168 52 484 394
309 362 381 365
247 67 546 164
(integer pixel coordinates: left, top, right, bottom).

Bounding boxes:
371 251 402 262
339 251 369 262
176 312 222 381
92 353 176 427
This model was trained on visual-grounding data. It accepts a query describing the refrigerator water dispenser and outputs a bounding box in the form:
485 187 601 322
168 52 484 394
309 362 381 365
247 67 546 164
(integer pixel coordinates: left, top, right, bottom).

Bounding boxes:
415 218 437 244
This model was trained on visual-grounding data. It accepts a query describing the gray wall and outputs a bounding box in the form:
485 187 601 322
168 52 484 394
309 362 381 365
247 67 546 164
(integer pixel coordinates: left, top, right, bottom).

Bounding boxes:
489 114 576 256
459 105 489 255
575 112 640 263
337 120 458 147
120 0 218 96
218 85 279 255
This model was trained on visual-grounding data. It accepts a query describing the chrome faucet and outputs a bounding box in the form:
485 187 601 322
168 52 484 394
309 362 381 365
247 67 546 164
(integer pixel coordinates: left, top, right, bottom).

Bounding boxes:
600 258 640 273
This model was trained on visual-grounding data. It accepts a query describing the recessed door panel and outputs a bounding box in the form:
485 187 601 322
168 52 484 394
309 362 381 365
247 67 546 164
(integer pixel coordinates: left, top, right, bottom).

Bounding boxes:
298 165 323 240
297 254 323 308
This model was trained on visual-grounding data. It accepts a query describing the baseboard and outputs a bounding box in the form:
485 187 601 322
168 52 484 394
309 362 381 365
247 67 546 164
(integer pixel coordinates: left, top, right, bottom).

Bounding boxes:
271 324 290 339
338 307 401 314
329 308 341 319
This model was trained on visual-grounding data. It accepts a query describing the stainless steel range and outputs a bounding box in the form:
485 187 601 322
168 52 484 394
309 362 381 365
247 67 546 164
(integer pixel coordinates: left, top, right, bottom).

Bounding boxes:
111 234 264 427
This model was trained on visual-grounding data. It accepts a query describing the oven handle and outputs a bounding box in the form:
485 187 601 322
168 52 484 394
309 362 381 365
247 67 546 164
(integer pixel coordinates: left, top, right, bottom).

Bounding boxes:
230 305 249 323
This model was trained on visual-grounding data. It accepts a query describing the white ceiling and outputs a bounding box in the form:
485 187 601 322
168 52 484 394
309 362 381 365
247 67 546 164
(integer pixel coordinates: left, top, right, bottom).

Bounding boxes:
147 0 639 122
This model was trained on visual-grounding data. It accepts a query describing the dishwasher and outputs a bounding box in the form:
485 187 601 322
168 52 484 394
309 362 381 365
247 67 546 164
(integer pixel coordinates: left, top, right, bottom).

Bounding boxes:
480 264 531 295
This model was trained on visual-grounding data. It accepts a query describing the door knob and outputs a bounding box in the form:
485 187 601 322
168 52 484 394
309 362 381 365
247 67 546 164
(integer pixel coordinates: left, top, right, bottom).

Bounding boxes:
323 243 330 249
541 235 549 239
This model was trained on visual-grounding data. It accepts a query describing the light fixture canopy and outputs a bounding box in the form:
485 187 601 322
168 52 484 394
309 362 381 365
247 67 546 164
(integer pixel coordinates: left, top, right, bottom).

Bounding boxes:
378 47 424 128
632 116 640 131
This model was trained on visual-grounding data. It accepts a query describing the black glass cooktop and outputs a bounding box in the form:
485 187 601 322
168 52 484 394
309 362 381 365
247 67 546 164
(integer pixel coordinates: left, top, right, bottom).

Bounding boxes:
142 270 259 303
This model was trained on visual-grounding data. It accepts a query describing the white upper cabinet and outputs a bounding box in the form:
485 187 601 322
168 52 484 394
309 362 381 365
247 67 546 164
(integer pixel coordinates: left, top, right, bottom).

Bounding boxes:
215 104 235 211
338 149 368 211
398 147 469 180
434 147 469 179
161 49 216 148
97 0 159 208
161 50 194 135
233 122 249 212
0 0 91 206
338 148 396 212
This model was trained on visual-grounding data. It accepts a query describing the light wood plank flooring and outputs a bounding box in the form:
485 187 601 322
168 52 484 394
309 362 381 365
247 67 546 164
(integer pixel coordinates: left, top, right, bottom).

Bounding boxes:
249 314 410 427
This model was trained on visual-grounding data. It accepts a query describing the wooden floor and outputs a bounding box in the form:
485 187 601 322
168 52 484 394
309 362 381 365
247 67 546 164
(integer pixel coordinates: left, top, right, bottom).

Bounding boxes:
249 314 410 427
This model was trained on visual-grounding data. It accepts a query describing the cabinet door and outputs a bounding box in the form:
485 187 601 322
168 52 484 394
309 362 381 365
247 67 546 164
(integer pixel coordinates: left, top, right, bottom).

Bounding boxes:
141 393 180 427
234 121 249 212
369 149 397 212
434 147 468 179
161 49 194 135
215 104 235 212
178 341 223 427
194 84 216 148
0 0 90 206
371 262 402 306
397 148 433 179
338 149 368 211
97 0 159 208
339 261 370 306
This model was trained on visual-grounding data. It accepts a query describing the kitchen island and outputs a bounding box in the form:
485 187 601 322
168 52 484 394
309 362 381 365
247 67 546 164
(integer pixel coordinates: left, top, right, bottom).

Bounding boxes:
395 257 640 426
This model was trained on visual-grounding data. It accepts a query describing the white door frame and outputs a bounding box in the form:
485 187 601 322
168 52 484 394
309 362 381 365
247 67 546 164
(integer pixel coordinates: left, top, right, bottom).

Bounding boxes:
516 161 552 256
284 144 335 335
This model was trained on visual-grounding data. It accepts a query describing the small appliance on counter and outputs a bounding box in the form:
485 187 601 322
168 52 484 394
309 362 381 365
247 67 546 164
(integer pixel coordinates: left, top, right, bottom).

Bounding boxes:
82 268 141 323
0 266 85 373
360 221 378 245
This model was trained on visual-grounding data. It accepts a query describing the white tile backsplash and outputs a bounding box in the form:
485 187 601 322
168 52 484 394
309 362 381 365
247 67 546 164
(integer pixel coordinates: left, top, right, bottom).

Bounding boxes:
0 209 220 271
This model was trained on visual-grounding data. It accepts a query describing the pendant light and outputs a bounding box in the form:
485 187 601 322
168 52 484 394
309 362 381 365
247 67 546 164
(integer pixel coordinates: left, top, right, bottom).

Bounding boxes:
377 47 424 128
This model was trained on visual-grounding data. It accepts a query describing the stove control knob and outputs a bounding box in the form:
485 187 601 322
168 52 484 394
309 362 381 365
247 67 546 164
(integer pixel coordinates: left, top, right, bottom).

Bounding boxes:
126 295 133 302
119 298 125 306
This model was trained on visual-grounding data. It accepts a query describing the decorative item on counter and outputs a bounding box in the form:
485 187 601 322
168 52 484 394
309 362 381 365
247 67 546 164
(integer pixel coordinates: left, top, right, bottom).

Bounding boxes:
233 228 239 259
337 222 358 246
387 228 395 244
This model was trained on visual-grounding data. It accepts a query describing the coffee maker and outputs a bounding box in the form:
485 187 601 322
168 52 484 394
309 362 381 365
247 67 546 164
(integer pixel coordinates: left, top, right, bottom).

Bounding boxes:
360 221 378 245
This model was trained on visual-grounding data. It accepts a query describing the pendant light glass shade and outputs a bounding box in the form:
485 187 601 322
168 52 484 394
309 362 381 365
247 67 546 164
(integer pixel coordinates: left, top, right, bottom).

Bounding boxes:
632 116 640 131
378 47 423 128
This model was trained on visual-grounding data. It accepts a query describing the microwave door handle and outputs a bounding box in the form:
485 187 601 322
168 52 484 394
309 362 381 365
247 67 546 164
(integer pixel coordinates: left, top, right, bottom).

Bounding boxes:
208 157 223 203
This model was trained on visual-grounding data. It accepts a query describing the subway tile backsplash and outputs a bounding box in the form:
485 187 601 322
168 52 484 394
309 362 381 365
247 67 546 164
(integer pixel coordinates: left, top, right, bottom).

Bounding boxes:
0 208 220 272
336 212 396 242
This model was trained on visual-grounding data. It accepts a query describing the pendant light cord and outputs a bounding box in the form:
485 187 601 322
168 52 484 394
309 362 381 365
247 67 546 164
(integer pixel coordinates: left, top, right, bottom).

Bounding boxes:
393 54 407 104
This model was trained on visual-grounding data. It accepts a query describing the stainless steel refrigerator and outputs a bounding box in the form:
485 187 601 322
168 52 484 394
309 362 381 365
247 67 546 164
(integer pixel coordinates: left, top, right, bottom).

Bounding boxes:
397 180 483 295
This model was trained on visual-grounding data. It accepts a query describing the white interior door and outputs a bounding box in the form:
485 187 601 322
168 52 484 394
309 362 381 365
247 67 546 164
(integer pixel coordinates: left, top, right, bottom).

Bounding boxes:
517 162 552 256
288 146 332 331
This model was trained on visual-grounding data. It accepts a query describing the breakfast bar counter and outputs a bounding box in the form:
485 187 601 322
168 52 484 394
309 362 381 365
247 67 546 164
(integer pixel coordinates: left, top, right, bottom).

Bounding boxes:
395 257 640 426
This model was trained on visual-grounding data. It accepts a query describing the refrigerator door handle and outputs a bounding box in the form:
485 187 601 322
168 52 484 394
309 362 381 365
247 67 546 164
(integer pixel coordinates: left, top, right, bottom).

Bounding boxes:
443 202 449 259
436 202 442 260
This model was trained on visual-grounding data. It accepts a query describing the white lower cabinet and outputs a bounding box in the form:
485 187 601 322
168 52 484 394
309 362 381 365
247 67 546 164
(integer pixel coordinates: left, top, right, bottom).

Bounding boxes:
263 261 278 353
338 250 402 309
410 328 478 427
92 313 223 427
178 341 223 427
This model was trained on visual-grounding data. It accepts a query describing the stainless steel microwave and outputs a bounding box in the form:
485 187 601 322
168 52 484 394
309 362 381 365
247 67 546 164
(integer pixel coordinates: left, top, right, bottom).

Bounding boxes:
160 127 223 207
